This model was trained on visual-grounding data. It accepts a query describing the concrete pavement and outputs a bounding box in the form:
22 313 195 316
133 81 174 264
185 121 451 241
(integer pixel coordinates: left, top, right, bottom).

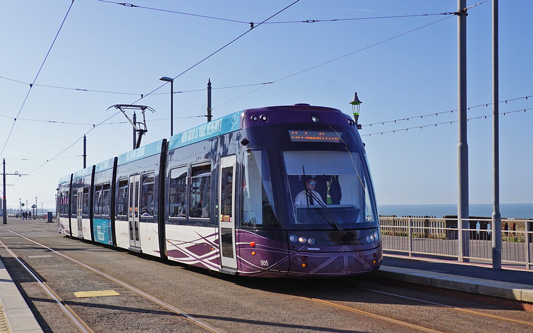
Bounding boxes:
374 255 533 303
0 257 42 333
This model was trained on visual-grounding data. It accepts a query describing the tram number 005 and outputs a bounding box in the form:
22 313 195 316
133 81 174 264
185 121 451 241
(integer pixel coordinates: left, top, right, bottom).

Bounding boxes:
260 260 269 267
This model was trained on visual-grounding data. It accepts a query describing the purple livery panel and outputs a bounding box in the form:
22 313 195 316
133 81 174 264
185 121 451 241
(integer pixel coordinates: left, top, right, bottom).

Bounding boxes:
166 229 381 277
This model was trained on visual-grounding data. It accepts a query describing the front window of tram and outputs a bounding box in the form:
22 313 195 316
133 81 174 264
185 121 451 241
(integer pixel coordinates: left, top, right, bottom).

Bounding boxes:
284 150 378 229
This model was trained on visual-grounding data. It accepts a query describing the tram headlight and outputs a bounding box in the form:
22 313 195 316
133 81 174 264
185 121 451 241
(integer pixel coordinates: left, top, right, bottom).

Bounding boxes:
365 230 380 244
289 234 315 246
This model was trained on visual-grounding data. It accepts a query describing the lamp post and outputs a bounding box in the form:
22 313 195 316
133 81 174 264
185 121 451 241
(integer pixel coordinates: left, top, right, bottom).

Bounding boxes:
349 92 362 129
160 76 174 136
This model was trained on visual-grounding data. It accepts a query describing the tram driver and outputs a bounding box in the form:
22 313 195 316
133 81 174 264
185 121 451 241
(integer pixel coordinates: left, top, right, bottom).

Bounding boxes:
294 177 324 206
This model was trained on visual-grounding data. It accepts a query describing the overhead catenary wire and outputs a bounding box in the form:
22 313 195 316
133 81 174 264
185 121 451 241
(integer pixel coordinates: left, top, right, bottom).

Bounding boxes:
3 94 529 134
365 95 532 127
1 4 475 128
27 108 123 175
98 0 458 25
8 1 481 128
0 0 75 158
211 14 456 110
212 2 493 111
25 1 300 176
97 0 251 24
0 75 273 98
6 0 494 174
5 155 83 162
131 0 300 104
362 107 532 137
0 1 486 120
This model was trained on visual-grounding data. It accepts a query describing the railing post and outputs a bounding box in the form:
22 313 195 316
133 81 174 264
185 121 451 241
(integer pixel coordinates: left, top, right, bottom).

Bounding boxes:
458 217 463 262
526 221 531 270
408 217 413 257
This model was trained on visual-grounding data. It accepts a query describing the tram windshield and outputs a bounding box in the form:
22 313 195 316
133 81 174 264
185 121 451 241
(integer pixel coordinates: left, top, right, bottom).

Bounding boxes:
284 150 378 229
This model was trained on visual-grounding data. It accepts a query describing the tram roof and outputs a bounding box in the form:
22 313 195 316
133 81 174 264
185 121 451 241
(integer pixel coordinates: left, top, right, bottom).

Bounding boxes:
167 104 347 150
168 110 242 150
58 174 71 184
73 165 93 180
117 139 165 166
95 157 115 172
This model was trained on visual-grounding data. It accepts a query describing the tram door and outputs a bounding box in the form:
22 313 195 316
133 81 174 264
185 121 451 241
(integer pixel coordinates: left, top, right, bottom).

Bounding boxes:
76 188 84 238
128 175 141 249
218 155 237 270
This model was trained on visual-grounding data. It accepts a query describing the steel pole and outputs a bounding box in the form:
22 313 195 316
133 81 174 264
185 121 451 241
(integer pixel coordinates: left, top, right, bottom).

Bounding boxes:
457 0 469 261
133 112 137 150
492 0 502 269
83 135 87 168
207 79 212 122
3 159 6 224
170 80 174 136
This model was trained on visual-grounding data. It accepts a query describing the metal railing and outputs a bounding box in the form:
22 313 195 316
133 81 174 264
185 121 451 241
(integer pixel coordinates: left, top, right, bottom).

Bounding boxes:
379 216 533 269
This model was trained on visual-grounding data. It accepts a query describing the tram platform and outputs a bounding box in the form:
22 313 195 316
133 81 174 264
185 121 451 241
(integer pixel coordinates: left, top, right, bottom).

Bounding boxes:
374 255 533 304
0 256 42 333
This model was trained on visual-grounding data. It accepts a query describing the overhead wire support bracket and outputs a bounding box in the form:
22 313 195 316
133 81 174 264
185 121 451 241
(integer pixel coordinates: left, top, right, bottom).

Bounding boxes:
107 104 155 149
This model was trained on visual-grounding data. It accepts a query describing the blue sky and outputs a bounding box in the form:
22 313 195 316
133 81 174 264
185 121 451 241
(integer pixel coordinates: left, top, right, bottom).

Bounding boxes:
0 0 531 211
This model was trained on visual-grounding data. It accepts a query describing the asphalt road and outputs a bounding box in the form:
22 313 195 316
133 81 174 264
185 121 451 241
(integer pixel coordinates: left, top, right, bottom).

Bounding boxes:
1 219 532 332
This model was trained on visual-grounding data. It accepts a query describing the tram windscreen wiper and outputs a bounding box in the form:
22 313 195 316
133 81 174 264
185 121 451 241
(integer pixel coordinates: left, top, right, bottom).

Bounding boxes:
306 190 344 231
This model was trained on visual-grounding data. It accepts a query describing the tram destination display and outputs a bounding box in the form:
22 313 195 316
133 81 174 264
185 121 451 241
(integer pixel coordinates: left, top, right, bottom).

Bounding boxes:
289 130 340 143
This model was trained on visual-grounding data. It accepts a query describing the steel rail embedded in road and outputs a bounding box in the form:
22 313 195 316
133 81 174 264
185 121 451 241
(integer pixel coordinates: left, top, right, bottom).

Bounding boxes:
0 239 92 333
296 277 533 332
4 228 221 333
355 285 533 327
302 296 443 333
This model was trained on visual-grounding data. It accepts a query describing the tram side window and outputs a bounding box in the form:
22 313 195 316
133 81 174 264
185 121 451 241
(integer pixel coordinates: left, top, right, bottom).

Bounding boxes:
94 185 103 215
190 164 210 219
117 179 128 217
82 187 90 215
59 191 69 215
242 150 279 229
220 166 232 220
94 184 111 217
102 184 111 216
141 173 155 216
169 167 187 218
71 192 77 218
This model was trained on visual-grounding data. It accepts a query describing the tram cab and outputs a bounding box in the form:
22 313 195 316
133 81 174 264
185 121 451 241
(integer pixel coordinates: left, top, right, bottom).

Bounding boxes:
237 104 382 277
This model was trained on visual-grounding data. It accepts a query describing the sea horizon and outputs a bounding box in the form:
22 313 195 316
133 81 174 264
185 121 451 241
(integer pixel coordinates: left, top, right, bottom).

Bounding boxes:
378 203 532 219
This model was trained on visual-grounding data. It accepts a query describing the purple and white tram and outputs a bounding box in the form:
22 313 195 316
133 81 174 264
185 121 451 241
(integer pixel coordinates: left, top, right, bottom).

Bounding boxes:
57 104 382 277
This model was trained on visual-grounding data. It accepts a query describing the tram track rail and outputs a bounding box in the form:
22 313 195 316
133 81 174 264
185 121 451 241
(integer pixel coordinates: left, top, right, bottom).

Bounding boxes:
1 223 532 332
301 296 443 333
334 277 533 330
1 228 220 333
354 285 533 327
0 239 91 333
290 276 533 332
4 230 443 333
